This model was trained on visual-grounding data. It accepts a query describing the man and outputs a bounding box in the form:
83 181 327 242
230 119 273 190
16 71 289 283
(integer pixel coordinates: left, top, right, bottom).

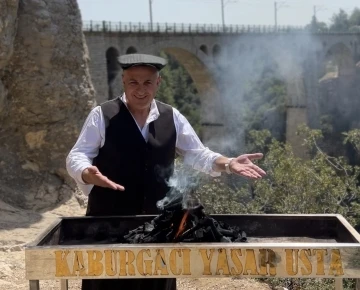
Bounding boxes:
66 53 266 290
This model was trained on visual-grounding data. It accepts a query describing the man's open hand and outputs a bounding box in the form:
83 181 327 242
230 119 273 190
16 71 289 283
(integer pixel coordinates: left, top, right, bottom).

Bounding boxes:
82 166 125 191
229 153 266 179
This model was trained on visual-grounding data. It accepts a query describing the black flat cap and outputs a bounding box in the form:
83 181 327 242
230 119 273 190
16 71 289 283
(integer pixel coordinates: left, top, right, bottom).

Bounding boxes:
118 54 167 71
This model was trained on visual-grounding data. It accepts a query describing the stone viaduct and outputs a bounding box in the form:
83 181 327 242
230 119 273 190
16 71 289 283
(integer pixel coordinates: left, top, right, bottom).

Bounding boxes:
83 22 360 155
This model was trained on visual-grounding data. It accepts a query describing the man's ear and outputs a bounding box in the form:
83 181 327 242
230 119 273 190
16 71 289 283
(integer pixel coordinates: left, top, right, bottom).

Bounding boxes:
157 75 162 86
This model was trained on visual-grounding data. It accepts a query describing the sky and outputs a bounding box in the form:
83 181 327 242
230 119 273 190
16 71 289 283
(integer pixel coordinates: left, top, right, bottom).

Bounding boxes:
77 0 359 27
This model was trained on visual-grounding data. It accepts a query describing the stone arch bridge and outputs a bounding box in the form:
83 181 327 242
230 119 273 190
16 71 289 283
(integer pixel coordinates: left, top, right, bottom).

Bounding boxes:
83 22 360 155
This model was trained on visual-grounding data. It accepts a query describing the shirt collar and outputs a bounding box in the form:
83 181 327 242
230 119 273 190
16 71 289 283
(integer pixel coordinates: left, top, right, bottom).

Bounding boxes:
120 93 160 124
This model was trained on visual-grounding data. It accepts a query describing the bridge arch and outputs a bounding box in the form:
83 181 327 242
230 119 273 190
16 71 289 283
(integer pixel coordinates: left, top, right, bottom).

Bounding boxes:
230 40 309 156
126 46 137 54
322 42 355 78
105 47 121 99
145 40 225 145
200 44 208 55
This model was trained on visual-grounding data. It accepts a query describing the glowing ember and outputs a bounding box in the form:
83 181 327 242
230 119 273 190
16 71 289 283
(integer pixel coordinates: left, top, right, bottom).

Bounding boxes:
174 210 189 239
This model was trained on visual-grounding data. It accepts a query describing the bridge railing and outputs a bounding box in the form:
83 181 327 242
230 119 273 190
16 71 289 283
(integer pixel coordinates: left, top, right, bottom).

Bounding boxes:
82 21 306 34
82 20 360 34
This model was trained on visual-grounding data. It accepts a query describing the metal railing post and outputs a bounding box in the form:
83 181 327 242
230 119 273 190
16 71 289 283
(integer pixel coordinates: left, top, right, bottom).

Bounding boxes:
334 278 343 290
102 20 106 32
60 279 68 290
29 280 40 290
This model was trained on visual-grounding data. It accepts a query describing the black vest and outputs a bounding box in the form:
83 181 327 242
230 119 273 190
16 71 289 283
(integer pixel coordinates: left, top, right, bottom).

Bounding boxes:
86 98 176 216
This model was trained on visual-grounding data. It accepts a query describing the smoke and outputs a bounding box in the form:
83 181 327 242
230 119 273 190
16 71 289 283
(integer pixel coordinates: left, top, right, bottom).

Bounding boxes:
208 34 325 155
157 32 360 210
156 161 202 210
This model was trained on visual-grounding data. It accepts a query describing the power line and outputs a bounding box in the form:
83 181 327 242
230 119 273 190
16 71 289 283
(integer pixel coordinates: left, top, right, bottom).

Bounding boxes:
313 5 327 18
148 0 357 28
171 0 240 28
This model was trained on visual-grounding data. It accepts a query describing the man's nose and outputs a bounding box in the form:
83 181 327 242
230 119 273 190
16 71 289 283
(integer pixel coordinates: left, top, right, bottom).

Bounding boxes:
136 85 146 94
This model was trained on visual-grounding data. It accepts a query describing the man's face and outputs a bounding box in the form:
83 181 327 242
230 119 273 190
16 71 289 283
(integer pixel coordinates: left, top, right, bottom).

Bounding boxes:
122 66 161 111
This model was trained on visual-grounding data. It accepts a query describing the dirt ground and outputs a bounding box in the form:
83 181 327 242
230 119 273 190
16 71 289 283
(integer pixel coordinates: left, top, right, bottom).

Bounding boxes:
0 197 272 290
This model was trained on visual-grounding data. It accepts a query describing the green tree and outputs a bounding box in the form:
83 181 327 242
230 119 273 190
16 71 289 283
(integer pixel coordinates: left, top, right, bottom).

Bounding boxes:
172 65 201 134
241 64 287 142
306 16 328 32
156 52 201 135
196 127 360 222
156 52 175 106
349 7 360 26
349 7 360 32
330 9 350 32
193 126 360 290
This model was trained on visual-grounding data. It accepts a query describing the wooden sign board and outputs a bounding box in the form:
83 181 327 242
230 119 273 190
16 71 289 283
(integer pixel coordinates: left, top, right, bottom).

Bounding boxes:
25 214 360 280
26 243 360 280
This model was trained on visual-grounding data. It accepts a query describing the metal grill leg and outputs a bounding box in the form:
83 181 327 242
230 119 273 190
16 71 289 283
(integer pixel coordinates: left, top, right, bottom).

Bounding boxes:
29 280 40 290
60 279 68 290
335 278 343 290
356 279 360 290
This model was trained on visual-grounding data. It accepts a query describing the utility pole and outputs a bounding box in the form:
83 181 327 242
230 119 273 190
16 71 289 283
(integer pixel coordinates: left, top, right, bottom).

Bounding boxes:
149 0 153 31
274 2 277 29
274 1 288 31
220 0 238 32
221 0 225 31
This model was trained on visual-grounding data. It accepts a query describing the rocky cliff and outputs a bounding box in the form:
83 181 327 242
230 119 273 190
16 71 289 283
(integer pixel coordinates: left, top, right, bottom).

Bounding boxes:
0 0 95 210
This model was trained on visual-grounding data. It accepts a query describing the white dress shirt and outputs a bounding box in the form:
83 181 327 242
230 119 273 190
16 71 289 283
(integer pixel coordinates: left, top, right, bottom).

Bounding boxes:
66 94 222 195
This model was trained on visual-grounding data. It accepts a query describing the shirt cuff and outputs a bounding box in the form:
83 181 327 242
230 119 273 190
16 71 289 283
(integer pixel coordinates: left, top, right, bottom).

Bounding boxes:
208 153 222 177
78 183 94 196
75 164 91 185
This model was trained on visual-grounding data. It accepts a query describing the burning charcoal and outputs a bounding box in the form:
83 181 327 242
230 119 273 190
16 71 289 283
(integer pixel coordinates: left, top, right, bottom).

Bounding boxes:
218 228 238 238
221 236 232 243
144 222 154 233
121 198 247 244
175 224 199 242
195 229 204 239
203 218 224 241
182 239 195 242
234 231 247 243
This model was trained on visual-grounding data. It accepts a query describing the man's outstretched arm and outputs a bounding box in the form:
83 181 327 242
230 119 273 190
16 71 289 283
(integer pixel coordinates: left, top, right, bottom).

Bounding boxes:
66 106 124 194
212 154 266 179
174 108 266 179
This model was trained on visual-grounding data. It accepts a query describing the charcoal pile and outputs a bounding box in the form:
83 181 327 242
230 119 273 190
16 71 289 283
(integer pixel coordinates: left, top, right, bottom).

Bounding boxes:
122 202 247 244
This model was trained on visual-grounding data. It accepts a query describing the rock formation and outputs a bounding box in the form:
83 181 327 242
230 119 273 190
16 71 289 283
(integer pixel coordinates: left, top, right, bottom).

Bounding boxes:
0 0 95 210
